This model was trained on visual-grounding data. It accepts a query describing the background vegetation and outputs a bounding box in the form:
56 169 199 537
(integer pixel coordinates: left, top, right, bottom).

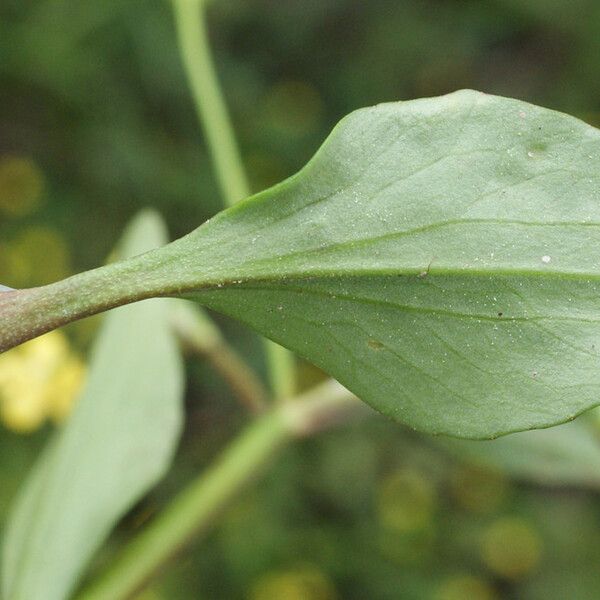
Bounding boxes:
2 1 600 598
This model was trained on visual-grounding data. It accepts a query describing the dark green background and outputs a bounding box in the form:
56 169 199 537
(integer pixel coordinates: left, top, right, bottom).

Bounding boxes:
2 1 600 598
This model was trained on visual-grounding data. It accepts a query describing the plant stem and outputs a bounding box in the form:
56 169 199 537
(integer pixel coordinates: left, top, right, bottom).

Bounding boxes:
172 0 296 401
266 342 297 402
77 382 364 600
0 253 166 354
207 342 268 412
173 0 249 206
170 301 268 413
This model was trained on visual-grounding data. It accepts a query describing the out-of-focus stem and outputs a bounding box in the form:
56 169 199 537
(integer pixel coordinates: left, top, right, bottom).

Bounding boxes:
172 0 296 401
170 301 268 414
266 342 296 402
172 0 248 206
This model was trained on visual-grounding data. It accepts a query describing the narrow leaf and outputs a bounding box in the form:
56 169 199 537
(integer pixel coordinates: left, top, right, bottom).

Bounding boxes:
1 211 184 600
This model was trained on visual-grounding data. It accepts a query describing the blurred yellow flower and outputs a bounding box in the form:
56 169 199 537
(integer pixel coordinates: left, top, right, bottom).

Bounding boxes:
250 565 337 600
12 226 72 287
0 331 85 433
434 574 498 600
0 226 72 289
377 468 436 533
0 155 44 218
481 517 542 580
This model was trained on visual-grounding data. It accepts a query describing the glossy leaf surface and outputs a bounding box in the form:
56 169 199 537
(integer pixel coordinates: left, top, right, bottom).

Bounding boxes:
1 212 184 600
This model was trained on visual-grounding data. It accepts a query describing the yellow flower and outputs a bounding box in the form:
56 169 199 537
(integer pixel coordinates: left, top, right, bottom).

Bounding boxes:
0 155 44 218
0 382 47 433
0 331 85 433
377 468 436 533
250 565 337 600
481 517 542 580
434 574 498 600
10 226 72 287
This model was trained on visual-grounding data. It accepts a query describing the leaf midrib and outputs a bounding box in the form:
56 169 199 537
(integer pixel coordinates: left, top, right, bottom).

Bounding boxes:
180 264 600 301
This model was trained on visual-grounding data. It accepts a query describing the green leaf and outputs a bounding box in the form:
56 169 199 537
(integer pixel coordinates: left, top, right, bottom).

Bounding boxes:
4 90 600 439
440 419 600 488
1 211 184 600
181 90 600 438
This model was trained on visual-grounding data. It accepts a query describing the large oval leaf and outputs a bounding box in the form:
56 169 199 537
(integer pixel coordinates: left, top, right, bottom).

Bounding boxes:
180 90 600 438
3 90 600 438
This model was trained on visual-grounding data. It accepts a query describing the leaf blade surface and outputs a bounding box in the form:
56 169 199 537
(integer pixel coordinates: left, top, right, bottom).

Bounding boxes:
5 91 600 439
168 90 600 438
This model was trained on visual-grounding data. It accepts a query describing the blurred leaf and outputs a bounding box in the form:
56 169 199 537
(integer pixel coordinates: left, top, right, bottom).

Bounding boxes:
1 211 184 600
441 420 600 488
0 430 45 529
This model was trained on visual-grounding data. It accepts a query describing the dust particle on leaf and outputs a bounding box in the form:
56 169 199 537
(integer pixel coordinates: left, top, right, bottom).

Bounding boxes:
368 339 385 350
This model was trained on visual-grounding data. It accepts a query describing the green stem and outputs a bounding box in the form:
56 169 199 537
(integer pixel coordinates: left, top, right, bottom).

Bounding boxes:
76 382 364 600
208 342 269 412
170 301 268 413
173 0 249 206
266 342 297 401
172 0 296 400
0 253 166 353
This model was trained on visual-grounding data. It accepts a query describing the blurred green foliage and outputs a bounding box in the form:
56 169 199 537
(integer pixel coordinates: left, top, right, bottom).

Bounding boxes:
2 1 600 598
